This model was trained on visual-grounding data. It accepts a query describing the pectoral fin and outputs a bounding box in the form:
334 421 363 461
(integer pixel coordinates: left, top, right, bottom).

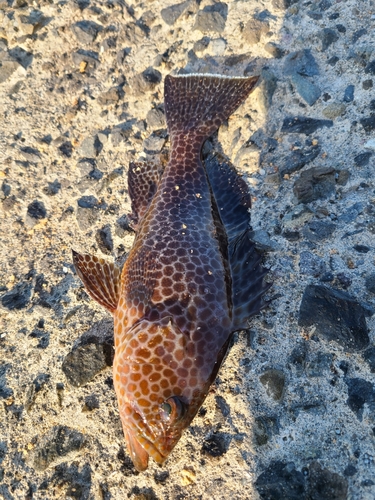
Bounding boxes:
72 250 121 313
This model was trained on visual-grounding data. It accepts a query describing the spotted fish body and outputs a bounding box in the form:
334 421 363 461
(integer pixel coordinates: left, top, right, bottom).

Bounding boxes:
73 74 268 471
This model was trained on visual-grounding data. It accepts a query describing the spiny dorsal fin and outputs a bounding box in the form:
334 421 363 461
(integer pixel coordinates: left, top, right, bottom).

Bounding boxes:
128 161 162 230
72 250 121 313
204 152 251 241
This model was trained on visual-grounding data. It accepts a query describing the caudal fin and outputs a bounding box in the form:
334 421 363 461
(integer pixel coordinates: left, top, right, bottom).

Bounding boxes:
164 74 259 142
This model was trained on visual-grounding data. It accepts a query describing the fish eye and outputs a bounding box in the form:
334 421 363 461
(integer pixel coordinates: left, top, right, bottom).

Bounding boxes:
160 396 186 423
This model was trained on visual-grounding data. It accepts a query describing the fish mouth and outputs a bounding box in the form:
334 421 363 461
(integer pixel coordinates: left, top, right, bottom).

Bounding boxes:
124 427 173 472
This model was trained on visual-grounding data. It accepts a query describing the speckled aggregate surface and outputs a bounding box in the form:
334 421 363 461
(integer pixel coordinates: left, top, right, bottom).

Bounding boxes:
0 0 375 498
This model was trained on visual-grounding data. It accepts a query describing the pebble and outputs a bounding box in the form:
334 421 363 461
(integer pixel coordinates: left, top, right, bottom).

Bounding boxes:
362 347 375 373
343 85 354 102
143 132 167 154
319 28 339 51
95 225 113 254
25 373 50 411
306 352 333 377
15 10 45 36
201 433 229 457
71 50 100 71
322 102 346 119
308 461 348 500
354 152 372 166
362 79 373 90
130 67 162 95
345 378 375 419
32 425 86 470
242 18 269 45
298 284 370 351
284 49 319 77
161 0 191 26
76 196 106 230
146 107 166 129
299 250 326 277
0 364 13 399
360 116 375 132
253 415 279 445
293 166 338 204
20 146 41 163
282 204 314 229
83 394 99 411
281 116 333 135
259 369 285 401
255 461 305 499
0 56 26 83
280 143 321 176
61 319 113 386
291 73 321 106
71 20 100 44
97 87 120 106
194 3 228 33
78 135 102 158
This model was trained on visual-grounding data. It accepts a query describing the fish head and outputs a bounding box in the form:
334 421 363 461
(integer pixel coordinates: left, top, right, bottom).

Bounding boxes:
114 317 210 471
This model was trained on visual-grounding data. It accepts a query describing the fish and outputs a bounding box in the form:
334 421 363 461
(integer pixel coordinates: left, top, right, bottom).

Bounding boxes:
72 73 269 471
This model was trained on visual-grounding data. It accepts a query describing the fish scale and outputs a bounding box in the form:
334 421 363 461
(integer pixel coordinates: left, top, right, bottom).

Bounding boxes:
73 73 269 471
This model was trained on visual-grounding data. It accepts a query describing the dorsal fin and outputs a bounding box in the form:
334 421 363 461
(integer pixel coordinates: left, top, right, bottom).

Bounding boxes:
204 153 270 329
204 152 251 241
72 250 121 313
128 161 162 230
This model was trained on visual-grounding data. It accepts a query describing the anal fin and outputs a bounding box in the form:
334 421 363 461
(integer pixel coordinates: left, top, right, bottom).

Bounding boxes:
128 161 162 230
204 152 251 241
72 250 121 313
229 230 270 330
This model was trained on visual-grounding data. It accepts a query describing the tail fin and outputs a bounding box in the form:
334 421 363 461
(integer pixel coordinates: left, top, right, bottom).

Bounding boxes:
164 74 259 141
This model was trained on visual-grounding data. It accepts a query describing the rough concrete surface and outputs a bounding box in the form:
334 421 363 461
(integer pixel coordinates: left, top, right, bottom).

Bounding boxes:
1 0 375 498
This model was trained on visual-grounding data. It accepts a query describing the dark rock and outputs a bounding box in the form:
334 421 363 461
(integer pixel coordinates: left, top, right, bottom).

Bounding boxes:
1 281 32 310
146 107 166 129
360 116 375 132
353 244 370 253
294 167 337 204
328 56 339 66
143 131 167 154
62 319 114 387
264 42 285 59
83 394 99 411
363 80 373 90
201 433 229 457
35 275 73 314
255 461 306 499
354 152 372 167
20 146 41 162
131 67 162 94
58 141 73 158
25 373 50 411
338 202 364 223
115 214 132 237
32 426 86 470
27 200 46 220
29 328 50 349
288 343 307 372
40 462 92 498
319 0 332 10
281 116 333 135
117 47 131 66
365 60 375 75
319 28 339 51
336 24 346 33
363 347 375 372
78 136 102 158
259 369 285 401
242 18 269 44
283 230 300 241
343 85 354 102
215 395 230 418
260 68 278 109
43 180 61 196
306 352 333 377
298 285 370 351
280 144 321 176
71 21 100 44
97 87 120 106
345 378 375 419
308 461 348 500
77 195 100 209
154 471 169 484
72 50 100 71
95 225 113 254
291 73 321 106
101 36 117 51
308 11 323 20
365 274 375 294
194 3 228 33
299 251 326 277
161 0 191 25
117 447 140 476
353 28 367 43
0 364 13 399
343 464 357 477
253 415 279 445
284 49 319 77
76 196 106 230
